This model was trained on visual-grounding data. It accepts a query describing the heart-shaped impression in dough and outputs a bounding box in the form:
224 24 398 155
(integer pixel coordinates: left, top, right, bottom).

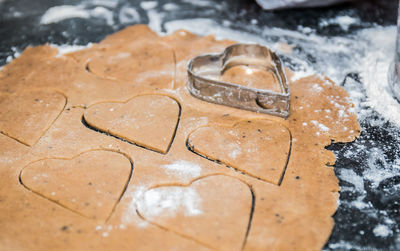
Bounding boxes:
187 120 291 185
20 150 132 221
137 175 253 251
83 95 180 154
0 90 66 146
86 41 175 88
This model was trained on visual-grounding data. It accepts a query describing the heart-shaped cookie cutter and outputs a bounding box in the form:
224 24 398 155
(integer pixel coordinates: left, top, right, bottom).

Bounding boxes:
187 43 290 118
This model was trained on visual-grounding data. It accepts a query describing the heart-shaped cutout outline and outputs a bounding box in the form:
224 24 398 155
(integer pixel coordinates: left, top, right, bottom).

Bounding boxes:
186 119 292 185
19 149 133 222
82 94 181 154
136 174 255 250
85 40 175 86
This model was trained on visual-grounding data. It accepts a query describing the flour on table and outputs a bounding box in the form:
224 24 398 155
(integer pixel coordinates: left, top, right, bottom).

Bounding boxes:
41 5 113 26
319 15 359 31
162 3 179 11
118 7 140 24
373 224 392 238
140 1 158 10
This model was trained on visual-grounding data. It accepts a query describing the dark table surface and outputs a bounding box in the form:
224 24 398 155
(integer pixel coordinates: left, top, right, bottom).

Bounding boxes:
1 0 399 250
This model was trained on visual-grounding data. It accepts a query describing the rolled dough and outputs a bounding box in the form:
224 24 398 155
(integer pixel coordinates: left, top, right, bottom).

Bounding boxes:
0 25 360 251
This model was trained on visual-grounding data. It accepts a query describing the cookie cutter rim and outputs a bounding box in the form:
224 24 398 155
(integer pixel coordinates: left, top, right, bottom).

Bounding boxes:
187 43 290 118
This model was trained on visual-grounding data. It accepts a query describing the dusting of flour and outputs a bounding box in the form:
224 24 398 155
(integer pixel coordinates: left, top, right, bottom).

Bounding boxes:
41 5 114 26
161 160 202 181
373 224 393 238
138 186 202 218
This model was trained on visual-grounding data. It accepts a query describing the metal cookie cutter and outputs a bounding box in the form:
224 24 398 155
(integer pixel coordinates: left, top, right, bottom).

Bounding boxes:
187 43 290 118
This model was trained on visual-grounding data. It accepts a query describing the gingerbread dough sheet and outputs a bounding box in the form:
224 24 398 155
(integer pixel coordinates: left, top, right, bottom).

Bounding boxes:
0 25 360 251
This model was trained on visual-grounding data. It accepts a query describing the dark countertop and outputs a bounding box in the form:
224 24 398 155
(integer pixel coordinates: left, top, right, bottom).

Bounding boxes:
1 0 399 250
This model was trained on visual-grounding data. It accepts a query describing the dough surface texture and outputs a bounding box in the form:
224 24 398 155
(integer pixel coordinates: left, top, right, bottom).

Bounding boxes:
0 25 360 251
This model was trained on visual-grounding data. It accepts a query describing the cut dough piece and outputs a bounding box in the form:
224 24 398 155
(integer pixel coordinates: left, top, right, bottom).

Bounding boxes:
84 95 180 154
188 120 291 185
86 41 175 88
0 90 66 146
137 175 253 251
20 150 132 221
